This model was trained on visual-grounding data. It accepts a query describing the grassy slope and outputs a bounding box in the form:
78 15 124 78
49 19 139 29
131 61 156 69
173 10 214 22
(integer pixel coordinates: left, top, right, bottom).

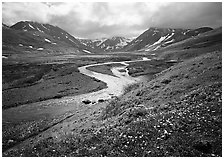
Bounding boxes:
4 50 221 157
2 63 107 109
80 50 221 157
126 59 177 77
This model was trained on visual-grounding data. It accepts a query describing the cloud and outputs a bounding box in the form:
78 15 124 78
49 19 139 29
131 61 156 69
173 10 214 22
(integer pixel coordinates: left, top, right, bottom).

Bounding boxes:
2 2 222 39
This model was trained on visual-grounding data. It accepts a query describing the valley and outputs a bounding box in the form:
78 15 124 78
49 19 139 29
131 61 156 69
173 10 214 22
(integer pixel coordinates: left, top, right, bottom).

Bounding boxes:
2 20 222 157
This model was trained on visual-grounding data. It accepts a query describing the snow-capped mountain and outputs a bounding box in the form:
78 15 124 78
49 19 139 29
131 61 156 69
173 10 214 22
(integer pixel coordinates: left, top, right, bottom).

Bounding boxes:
3 21 95 55
124 27 213 52
79 37 134 52
3 21 214 55
99 36 134 51
78 38 107 51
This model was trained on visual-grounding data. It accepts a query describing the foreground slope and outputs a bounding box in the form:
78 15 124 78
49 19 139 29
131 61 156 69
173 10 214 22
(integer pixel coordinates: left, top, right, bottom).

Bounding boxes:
4 49 221 157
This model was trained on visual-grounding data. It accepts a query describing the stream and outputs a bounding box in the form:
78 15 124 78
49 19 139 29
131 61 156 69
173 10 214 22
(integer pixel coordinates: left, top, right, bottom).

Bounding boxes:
76 57 151 103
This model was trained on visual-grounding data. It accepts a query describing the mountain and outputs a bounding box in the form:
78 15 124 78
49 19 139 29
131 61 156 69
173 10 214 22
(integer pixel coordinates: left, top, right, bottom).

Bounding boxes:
161 27 222 51
98 36 134 51
79 37 134 52
3 21 95 55
2 23 10 29
78 38 107 51
3 21 214 56
124 27 213 52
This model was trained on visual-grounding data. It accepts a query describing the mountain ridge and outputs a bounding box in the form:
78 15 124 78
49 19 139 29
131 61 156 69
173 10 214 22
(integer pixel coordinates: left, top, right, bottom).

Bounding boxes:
3 21 96 55
123 27 213 52
2 21 214 55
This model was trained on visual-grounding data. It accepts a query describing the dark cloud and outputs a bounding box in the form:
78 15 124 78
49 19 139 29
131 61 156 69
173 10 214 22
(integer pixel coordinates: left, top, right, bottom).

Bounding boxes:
2 2 222 38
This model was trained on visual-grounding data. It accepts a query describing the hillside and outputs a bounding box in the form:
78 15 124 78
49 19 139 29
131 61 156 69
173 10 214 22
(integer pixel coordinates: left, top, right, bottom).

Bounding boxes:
123 27 213 52
2 21 95 56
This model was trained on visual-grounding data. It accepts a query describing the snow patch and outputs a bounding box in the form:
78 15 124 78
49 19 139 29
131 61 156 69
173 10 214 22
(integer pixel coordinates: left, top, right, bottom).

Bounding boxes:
183 30 191 35
69 39 76 44
116 41 128 47
82 42 87 46
165 33 174 40
28 24 35 29
101 44 106 48
83 50 92 54
153 45 160 51
106 46 114 50
96 39 107 46
41 24 48 30
152 32 157 36
37 27 44 33
37 48 44 51
153 35 168 45
142 57 151 60
2 56 8 59
164 39 175 44
45 38 51 43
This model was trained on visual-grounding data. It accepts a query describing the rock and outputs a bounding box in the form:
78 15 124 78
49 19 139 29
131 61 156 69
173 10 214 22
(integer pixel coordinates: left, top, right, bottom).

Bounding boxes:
82 99 91 104
130 106 148 118
7 139 14 144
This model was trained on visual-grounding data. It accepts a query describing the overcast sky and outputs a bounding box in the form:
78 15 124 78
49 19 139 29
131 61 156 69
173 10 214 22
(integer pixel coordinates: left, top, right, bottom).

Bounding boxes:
2 2 222 39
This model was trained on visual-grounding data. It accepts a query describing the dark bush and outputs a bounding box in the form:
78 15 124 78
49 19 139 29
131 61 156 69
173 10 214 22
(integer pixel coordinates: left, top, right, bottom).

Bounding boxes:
82 100 91 104
161 79 171 84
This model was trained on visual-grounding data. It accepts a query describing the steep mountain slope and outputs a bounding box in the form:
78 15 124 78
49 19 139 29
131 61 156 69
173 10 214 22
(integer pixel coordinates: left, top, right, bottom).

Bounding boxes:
3 21 95 55
124 27 213 52
156 27 222 60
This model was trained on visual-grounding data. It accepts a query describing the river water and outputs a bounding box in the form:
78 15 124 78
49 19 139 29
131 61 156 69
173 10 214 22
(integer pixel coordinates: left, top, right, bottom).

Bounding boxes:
76 57 151 103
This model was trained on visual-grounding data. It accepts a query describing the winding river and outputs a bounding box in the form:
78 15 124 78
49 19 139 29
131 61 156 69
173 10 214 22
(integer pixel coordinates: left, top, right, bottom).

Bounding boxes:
76 57 151 103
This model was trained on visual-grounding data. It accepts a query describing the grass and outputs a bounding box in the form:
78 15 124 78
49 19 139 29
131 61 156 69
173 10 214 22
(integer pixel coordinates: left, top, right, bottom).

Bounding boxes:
127 59 177 77
3 49 221 157
2 62 107 109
